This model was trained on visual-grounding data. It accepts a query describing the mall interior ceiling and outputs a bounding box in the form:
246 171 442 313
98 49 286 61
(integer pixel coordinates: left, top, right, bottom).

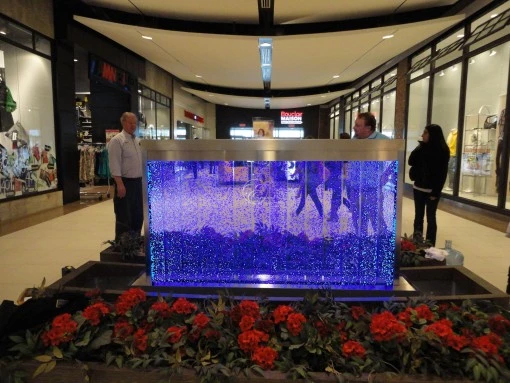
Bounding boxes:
65 0 495 109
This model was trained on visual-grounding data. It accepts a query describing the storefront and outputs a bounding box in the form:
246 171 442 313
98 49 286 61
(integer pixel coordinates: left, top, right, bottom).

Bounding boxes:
173 81 210 140
333 2 510 214
138 84 171 140
0 14 57 202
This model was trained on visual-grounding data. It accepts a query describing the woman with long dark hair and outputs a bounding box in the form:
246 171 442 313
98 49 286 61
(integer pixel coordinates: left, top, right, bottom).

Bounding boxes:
408 124 450 246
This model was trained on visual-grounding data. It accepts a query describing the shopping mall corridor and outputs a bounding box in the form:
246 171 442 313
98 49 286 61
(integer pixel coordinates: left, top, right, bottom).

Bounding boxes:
0 196 508 303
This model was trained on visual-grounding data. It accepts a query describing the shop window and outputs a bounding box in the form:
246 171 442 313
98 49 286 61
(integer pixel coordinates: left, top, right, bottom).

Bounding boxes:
1 21 32 49
410 48 431 79
431 62 462 195
435 29 464 68
383 70 397 91
34 34 51 56
468 4 510 52
138 84 172 140
461 41 509 207
405 77 430 184
139 97 155 139
156 103 171 139
0 40 56 200
344 109 351 135
371 78 382 98
381 91 395 138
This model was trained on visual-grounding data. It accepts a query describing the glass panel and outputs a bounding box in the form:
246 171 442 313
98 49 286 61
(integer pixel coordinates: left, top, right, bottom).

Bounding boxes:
330 116 334 138
405 78 430 184
146 159 398 288
381 91 396 138
3 21 32 49
0 40 57 199
344 110 351 136
431 63 462 195
469 3 510 51
461 41 509 206
34 35 51 56
383 69 397 90
334 114 340 139
410 48 431 79
156 104 170 139
138 97 156 139
359 100 369 113
435 29 464 68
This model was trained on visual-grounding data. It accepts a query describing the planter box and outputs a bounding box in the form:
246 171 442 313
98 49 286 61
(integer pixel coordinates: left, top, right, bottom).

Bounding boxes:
17 361 472 383
99 245 146 264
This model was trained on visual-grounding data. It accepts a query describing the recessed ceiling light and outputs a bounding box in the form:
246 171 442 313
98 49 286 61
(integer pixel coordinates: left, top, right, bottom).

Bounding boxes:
320 95 326 98
457 34 464 38
259 42 272 47
208 94 214 97
224 103 228 105
469 58 476 64
74 59 78 62
489 49 497 56
332 75 340 79
439 70 445 77
0 31 6 35
261 63 271 67
195 75 202 78
490 13 498 18
307 103 311 106
382 34 394 39
141 35 153 40
137 89 142 93
451 65 457 71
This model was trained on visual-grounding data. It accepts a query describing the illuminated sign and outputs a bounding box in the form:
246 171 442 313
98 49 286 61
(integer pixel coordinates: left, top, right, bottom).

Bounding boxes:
89 56 132 91
281 111 303 125
184 110 204 123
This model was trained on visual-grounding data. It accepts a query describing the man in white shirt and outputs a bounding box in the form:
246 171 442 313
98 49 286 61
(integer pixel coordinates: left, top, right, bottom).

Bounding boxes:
108 112 143 241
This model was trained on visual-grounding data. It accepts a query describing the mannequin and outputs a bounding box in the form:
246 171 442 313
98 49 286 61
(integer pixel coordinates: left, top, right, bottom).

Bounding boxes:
495 108 505 194
446 128 458 190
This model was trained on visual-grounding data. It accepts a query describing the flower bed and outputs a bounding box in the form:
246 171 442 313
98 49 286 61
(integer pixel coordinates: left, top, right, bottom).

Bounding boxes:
1 289 510 383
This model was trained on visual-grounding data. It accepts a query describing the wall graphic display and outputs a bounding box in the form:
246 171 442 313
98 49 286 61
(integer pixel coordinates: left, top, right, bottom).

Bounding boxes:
0 45 57 200
146 159 398 289
253 119 274 138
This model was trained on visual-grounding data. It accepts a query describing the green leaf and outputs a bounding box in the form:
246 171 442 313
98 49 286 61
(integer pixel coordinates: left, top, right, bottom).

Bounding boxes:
289 343 304 350
45 360 57 373
89 330 112 350
34 355 52 363
32 363 47 378
8 335 25 344
52 346 63 359
473 364 481 381
115 355 123 369
75 331 91 347
465 358 478 372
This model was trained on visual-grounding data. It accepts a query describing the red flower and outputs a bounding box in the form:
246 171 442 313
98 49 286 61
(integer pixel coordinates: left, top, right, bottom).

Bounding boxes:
167 326 186 343
401 239 417 252
239 301 261 319
397 308 413 328
438 303 450 313
415 304 435 322
171 298 197 315
113 320 134 340
133 328 148 352
193 313 210 329
204 329 221 340
286 313 306 336
252 346 278 370
83 302 110 326
273 305 294 324
238 329 269 353
446 333 469 351
425 319 453 340
342 340 366 359
115 288 146 315
240 315 255 332
315 320 330 337
150 301 172 318
471 334 502 358
41 313 78 347
351 306 366 321
370 311 407 342
488 314 510 336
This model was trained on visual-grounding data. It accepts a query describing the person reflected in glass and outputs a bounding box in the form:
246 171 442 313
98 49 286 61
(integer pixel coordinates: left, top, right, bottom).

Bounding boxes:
408 124 450 246
326 132 351 222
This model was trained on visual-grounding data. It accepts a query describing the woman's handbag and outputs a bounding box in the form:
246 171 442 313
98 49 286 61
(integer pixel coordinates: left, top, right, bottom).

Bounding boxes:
484 115 498 129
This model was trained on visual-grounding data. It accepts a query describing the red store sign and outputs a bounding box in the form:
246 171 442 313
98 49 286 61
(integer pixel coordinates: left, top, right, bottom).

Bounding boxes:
184 110 204 123
280 110 303 125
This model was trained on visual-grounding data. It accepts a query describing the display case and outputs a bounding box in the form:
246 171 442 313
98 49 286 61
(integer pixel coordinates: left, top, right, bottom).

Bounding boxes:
461 107 498 195
141 139 405 290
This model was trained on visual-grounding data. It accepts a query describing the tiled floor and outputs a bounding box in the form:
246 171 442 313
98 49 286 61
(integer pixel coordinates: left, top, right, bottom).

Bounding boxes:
0 196 508 303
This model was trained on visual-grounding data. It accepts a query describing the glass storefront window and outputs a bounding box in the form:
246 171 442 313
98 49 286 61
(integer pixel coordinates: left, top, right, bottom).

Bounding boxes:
410 48 431 79
435 29 464 68
469 3 510 52
0 41 56 199
431 62 462 195
139 97 155 139
156 103 170 139
344 109 351 136
381 91 395 138
461 41 509 206
405 77 430 184
383 69 397 91
34 35 51 56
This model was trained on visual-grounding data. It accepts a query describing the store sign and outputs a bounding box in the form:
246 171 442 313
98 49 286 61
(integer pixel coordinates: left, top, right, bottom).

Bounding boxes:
281 111 303 125
184 110 204 123
89 56 132 91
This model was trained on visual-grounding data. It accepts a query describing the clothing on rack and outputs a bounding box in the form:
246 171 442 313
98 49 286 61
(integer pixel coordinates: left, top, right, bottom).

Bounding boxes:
78 143 108 184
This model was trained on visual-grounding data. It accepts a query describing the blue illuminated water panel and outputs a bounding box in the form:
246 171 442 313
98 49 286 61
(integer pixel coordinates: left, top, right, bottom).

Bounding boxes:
146 160 398 289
